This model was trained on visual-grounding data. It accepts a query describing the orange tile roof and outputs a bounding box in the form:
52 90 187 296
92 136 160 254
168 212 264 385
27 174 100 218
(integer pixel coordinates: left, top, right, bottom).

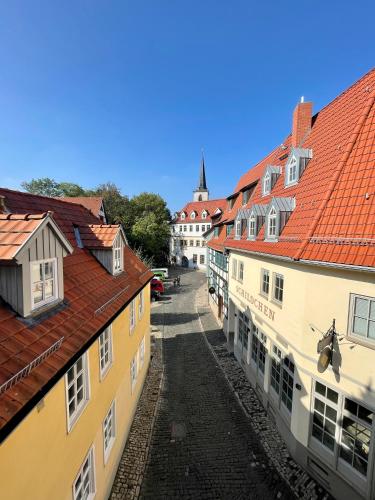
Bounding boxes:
79 224 121 249
174 198 227 223
0 213 48 260
59 196 104 219
0 188 153 439
209 68 375 268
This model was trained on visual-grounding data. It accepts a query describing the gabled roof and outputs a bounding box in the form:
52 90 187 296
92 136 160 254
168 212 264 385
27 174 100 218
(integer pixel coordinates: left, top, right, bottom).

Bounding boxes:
0 212 73 261
209 68 375 268
174 198 227 223
60 196 105 219
0 188 153 439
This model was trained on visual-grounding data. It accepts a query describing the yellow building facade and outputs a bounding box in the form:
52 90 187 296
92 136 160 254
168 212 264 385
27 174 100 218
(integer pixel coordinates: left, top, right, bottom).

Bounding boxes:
228 252 375 499
0 285 150 500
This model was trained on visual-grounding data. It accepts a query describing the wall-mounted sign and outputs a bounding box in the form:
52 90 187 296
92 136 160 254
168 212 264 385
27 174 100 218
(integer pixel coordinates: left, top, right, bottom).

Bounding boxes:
235 285 275 321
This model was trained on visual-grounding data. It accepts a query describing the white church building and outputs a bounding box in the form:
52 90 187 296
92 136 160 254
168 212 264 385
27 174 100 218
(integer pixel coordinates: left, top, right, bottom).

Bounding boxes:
170 156 226 270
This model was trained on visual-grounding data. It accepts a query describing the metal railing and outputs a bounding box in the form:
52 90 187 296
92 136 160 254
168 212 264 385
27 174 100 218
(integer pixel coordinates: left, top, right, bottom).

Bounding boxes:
0 337 64 395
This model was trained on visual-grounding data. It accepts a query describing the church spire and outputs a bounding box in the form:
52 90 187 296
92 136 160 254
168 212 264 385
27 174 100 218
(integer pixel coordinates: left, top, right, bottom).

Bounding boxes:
193 150 209 202
198 152 207 190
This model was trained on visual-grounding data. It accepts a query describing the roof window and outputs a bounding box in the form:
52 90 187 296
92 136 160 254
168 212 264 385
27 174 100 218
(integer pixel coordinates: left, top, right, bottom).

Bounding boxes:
265 198 295 241
262 166 281 196
285 148 312 187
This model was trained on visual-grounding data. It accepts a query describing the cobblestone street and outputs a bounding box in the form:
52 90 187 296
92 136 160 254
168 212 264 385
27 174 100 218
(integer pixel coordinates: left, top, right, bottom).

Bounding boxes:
139 269 294 499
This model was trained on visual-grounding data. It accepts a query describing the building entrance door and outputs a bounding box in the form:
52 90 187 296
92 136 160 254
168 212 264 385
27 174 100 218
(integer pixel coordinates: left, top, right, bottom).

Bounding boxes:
181 256 189 267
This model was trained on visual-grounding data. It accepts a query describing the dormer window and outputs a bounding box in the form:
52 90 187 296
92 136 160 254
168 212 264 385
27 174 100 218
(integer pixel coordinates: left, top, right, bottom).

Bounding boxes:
31 259 58 310
181 212 186 220
113 235 123 273
263 173 271 195
247 205 267 240
202 210 207 219
262 166 281 196
285 148 312 187
242 189 251 205
265 198 295 241
268 208 277 238
190 212 196 219
235 219 241 238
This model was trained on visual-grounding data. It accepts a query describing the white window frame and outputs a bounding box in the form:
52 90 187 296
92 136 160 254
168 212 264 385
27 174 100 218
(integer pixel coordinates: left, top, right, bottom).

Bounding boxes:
263 171 271 195
130 299 136 332
130 354 138 392
103 400 116 464
65 353 90 432
181 213 185 220
139 337 145 369
268 342 294 421
248 214 256 238
202 211 207 219
273 273 284 304
238 261 244 283
250 324 267 379
99 325 113 380
191 211 196 219
73 446 96 500
231 258 237 280
235 219 241 238
113 235 123 274
348 294 375 346
139 289 144 319
260 269 270 297
287 155 298 185
268 207 277 238
30 258 58 310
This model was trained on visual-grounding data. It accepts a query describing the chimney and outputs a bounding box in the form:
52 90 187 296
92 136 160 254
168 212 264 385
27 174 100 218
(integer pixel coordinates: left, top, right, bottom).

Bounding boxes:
292 98 312 147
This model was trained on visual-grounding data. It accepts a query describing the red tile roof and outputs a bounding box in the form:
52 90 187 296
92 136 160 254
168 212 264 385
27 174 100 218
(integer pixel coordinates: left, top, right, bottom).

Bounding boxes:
174 198 227 223
0 188 153 438
209 68 375 268
60 197 104 219
0 213 49 260
79 224 121 249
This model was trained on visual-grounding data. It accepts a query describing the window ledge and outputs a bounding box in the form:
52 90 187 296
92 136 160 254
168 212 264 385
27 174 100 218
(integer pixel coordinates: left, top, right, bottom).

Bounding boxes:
259 292 269 300
284 181 298 189
30 298 62 318
270 299 283 309
67 399 90 434
347 334 375 350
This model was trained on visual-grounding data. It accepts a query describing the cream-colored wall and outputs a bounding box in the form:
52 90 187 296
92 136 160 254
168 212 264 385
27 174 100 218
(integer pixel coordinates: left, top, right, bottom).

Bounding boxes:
228 252 375 440
0 284 151 500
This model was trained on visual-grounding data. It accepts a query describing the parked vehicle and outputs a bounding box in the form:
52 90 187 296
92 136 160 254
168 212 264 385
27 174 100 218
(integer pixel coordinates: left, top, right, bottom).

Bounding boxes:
151 268 169 278
151 277 165 294
153 271 165 281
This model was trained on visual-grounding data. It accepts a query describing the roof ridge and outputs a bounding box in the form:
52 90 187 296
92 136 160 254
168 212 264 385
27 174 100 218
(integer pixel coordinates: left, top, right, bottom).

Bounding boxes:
294 88 375 261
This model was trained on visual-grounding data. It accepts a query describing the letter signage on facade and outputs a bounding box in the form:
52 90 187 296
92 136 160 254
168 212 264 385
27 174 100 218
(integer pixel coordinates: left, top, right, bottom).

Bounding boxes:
235 285 275 321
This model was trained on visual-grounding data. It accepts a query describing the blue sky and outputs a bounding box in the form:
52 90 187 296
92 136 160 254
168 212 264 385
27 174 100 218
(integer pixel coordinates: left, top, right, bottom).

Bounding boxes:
0 1 374 212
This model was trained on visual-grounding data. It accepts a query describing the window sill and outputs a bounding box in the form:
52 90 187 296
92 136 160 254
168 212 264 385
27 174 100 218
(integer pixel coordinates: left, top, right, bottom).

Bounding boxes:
30 298 61 317
271 299 283 309
100 363 113 382
259 292 269 300
347 334 375 350
284 180 298 189
67 399 90 434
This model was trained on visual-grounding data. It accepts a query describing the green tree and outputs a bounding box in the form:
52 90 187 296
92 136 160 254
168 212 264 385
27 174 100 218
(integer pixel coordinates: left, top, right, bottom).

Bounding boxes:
89 182 131 226
21 178 63 197
59 182 86 197
131 212 170 264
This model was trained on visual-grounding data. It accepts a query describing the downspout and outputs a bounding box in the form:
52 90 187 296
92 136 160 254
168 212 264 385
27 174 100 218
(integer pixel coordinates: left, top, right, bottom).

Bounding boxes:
294 90 375 261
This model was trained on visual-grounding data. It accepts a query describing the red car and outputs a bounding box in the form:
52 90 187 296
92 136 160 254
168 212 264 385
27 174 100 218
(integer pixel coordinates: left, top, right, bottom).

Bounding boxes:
151 277 165 294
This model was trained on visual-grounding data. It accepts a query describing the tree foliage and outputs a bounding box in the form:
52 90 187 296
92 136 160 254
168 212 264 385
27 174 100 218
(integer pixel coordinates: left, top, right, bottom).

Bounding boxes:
21 178 171 264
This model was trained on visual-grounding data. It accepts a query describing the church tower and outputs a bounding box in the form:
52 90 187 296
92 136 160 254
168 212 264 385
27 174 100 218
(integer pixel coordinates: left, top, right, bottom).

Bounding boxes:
193 153 209 202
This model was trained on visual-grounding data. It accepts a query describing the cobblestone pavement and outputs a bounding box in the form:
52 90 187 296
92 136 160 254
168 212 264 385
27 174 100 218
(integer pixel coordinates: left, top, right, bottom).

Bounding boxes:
139 269 294 499
110 333 163 500
196 284 331 500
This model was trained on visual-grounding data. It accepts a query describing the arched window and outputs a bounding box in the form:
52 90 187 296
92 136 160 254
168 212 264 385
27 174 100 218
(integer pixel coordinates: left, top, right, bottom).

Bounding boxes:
198 194 202 201
249 214 256 238
263 172 271 195
191 212 196 219
268 207 277 237
181 212 185 220
202 210 207 219
287 156 298 184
